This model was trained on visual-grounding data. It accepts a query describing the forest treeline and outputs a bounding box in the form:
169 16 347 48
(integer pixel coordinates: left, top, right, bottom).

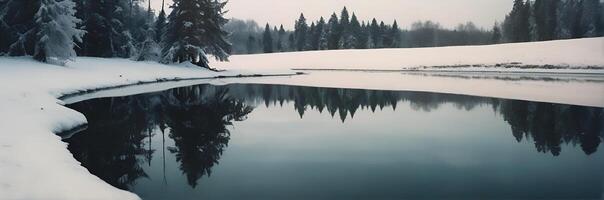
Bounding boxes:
0 0 230 67
228 0 604 54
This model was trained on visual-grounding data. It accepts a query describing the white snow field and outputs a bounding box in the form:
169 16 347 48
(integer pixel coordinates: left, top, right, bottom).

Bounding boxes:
0 38 603 200
210 37 604 74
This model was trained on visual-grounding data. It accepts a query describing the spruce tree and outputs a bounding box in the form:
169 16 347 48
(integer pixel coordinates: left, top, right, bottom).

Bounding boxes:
389 20 401 48
571 0 585 38
246 35 257 54
492 22 502 43
288 34 295 51
369 18 381 48
135 0 160 61
338 7 350 48
33 0 84 64
294 13 308 51
162 0 231 68
277 25 286 52
155 0 167 43
349 13 361 49
5 0 40 56
546 0 559 40
518 0 532 42
308 22 317 50
318 26 329 50
534 0 547 40
263 23 273 53
327 13 339 49
314 17 327 50
111 0 135 58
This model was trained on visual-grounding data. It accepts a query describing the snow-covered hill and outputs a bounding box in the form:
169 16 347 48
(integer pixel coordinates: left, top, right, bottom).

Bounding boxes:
211 37 604 74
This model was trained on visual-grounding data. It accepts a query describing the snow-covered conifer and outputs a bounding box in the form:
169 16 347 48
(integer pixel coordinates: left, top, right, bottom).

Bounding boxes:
33 0 84 64
162 0 231 68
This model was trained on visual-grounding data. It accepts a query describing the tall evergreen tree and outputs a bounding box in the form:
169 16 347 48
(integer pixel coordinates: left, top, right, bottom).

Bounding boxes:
519 0 532 42
314 17 327 50
583 0 602 37
308 22 317 50
262 23 273 53
338 7 351 48
349 13 361 49
294 13 308 51
277 25 286 52
389 20 401 48
154 0 167 43
504 0 531 42
571 0 585 38
369 18 381 48
327 13 339 49
246 35 257 54
135 0 160 61
4 0 40 56
33 0 84 64
162 0 231 68
492 22 502 43
534 0 547 40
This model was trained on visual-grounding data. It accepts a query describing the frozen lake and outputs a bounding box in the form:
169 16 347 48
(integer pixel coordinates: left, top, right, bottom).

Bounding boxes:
64 83 604 200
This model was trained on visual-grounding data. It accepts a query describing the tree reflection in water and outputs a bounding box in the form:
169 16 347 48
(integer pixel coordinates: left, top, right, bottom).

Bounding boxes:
64 84 604 190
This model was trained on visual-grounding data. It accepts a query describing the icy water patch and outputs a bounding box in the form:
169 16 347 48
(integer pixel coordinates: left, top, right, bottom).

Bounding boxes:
64 84 604 200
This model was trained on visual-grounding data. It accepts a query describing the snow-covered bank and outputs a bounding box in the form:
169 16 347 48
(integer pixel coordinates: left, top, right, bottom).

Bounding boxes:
210 37 604 74
0 57 233 200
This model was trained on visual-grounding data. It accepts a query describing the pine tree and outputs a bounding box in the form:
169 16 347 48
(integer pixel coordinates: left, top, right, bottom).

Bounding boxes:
294 13 308 51
111 0 135 58
571 0 585 38
308 22 317 50
162 0 231 68
262 23 273 53
5 0 40 56
135 0 160 61
327 13 339 49
389 20 401 48
287 34 295 51
519 0 532 42
155 0 167 43
277 25 286 52
246 35 257 54
33 0 84 64
356 21 369 49
546 0 559 40
338 7 350 48
318 26 329 50
313 17 327 50
349 13 361 49
583 0 602 37
369 18 381 48
504 0 531 42
492 22 502 43
534 0 547 40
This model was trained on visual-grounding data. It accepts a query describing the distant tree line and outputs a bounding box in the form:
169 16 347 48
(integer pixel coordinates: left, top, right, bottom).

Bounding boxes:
229 2 604 55
0 0 230 68
501 0 603 43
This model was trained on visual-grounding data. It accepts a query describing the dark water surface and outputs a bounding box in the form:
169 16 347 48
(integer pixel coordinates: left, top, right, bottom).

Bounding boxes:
64 84 604 200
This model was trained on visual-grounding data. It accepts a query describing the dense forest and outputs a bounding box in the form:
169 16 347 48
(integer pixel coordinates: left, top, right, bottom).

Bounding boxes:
0 0 230 67
1 0 602 64
229 0 604 54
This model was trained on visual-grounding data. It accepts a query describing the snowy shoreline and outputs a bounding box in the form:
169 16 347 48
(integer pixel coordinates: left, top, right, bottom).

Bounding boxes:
1 38 604 200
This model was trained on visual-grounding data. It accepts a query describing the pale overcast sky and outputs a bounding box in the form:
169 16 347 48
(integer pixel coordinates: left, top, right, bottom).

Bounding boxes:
150 0 512 29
